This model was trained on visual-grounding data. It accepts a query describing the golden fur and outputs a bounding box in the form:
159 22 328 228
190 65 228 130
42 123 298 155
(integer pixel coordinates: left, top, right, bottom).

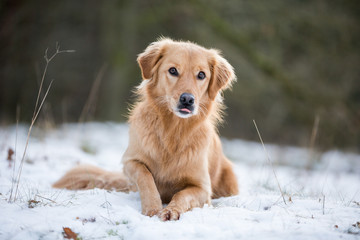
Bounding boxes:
53 38 239 221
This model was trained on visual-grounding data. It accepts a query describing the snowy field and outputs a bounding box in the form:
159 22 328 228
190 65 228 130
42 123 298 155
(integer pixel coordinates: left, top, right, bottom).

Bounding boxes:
0 122 359 240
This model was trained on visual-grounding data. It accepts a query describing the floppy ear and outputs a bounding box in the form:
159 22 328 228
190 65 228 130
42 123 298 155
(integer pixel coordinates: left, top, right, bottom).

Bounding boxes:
208 50 236 100
137 38 172 80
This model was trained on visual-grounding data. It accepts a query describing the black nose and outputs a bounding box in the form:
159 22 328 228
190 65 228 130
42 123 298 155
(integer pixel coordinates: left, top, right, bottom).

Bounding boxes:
179 93 195 106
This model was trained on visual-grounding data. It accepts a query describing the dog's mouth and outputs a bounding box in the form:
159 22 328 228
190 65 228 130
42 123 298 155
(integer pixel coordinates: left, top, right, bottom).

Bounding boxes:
175 104 195 119
179 107 193 115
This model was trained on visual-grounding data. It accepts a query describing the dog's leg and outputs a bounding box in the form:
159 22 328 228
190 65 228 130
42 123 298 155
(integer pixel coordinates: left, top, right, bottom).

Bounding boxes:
212 160 239 198
159 186 210 221
123 160 163 217
220 163 239 195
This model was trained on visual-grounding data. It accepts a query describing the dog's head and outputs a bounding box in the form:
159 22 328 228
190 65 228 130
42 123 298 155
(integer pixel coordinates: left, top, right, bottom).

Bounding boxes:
137 38 236 119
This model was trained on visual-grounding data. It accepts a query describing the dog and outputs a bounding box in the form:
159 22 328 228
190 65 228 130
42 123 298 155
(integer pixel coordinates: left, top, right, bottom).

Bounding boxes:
53 38 239 221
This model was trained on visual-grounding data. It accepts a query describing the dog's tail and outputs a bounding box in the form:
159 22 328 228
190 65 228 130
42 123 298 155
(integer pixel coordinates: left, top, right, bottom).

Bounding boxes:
52 164 136 192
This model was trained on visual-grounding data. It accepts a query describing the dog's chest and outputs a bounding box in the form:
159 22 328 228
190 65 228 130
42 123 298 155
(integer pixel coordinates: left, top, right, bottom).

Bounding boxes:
140 124 204 163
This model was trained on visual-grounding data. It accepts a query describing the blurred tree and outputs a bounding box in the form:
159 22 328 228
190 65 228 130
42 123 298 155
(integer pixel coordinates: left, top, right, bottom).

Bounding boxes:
0 0 359 151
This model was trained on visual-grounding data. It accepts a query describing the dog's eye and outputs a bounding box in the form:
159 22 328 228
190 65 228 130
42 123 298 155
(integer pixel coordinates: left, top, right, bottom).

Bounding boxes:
168 67 179 76
197 71 206 80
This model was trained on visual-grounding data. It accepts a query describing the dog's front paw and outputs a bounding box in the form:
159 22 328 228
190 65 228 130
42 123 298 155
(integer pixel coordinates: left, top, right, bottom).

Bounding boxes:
143 208 162 217
158 207 181 221
142 200 163 217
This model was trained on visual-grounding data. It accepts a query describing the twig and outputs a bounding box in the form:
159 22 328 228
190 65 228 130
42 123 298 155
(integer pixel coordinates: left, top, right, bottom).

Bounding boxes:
35 194 57 204
12 81 53 202
253 120 287 205
322 195 325 215
8 106 20 202
32 43 75 123
9 43 74 203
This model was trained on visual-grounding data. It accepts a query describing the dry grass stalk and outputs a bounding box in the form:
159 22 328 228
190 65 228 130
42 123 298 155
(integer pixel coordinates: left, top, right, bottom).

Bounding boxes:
307 115 320 168
8 105 20 202
309 115 320 150
78 63 107 123
9 43 74 203
253 119 287 205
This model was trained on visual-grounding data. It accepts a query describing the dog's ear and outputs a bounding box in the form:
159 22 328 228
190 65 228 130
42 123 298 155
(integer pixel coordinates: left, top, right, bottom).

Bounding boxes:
208 50 236 100
137 38 172 80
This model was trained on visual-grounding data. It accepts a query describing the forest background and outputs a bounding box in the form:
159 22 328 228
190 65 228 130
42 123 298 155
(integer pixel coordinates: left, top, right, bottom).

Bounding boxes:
1 0 359 152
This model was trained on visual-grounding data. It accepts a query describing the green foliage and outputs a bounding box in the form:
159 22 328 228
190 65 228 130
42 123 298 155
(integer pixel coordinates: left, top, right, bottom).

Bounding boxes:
0 0 359 150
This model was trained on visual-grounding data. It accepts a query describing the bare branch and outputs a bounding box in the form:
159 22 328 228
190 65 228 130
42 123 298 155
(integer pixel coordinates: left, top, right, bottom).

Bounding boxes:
10 43 74 202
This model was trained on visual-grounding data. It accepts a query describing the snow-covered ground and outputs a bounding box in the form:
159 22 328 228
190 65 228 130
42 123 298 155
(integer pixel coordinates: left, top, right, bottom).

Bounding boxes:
0 122 359 240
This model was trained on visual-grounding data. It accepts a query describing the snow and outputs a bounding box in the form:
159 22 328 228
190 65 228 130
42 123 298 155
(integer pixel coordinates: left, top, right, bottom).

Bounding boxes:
0 122 359 239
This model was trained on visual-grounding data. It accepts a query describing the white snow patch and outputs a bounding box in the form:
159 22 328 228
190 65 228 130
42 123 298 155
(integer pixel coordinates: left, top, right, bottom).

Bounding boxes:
0 122 359 239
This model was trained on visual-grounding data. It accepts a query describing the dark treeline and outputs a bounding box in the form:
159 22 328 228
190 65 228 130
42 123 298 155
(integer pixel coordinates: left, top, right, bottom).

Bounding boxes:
0 0 359 151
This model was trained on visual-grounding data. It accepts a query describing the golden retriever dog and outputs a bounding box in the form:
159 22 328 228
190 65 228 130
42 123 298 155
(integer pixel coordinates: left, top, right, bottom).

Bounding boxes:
53 38 239 221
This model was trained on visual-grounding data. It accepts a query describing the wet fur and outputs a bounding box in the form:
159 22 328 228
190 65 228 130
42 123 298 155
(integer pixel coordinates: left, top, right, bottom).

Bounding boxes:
53 38 239 221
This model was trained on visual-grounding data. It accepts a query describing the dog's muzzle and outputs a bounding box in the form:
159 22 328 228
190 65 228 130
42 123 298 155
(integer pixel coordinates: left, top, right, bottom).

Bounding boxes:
178 93 195 115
